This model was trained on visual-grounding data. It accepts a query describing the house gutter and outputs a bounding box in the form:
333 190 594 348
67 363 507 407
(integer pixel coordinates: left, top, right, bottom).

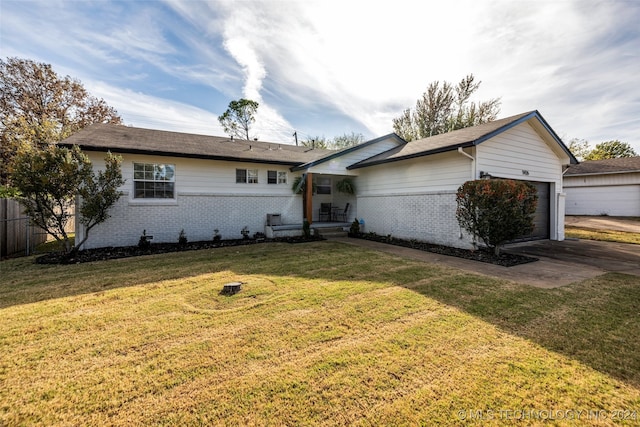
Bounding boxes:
457 147 476 180
564 169 640 177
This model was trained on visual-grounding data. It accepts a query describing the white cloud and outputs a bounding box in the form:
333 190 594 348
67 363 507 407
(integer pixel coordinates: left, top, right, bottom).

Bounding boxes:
87 81 226 136
3 0 639 152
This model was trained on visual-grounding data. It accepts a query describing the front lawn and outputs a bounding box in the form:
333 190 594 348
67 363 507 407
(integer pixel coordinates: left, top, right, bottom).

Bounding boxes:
1 241 639 425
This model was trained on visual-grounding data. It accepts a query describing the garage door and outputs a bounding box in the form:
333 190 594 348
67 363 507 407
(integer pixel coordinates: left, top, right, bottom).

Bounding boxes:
565 185 640 216
515 181 550 241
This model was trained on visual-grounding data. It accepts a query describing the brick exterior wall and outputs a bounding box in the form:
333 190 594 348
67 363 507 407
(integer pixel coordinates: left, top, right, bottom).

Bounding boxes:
356 191 475 249
80 192 304 249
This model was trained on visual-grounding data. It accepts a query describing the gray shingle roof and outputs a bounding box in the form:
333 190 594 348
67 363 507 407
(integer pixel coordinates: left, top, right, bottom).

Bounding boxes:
59 123 330 166
565 156 640 175
348 110 575 169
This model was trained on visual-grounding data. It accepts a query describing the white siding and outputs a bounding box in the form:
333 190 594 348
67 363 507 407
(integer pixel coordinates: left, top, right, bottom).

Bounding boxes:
79 152 304 248
356 151 472 196
475 122 566 240
476 122 563 188
355 122 569 246
564 172 640 187
87 152 301 198
306 136 402 175
353 151 473 248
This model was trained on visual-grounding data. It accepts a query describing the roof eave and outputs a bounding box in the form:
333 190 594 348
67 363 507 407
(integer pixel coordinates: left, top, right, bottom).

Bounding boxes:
348 111 578 170
347 142 474 170
64 144 305 167
292 133 407 172
565 169 640 177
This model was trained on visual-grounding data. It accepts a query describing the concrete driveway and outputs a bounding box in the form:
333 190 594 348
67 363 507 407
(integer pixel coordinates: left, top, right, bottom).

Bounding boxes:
337 237 639 289
565 215 640 233
504 239 640 278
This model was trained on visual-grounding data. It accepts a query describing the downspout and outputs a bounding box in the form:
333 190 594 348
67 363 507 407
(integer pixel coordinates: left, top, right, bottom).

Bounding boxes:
457 147 476 243
457 147 475 180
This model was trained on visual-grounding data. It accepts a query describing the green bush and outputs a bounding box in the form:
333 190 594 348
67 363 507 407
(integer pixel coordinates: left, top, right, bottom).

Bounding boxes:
456 179 538 255
349 219 360 235
178 229 188 246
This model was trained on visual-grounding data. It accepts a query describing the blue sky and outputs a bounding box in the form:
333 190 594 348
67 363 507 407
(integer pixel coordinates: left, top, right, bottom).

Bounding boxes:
1 0 639 152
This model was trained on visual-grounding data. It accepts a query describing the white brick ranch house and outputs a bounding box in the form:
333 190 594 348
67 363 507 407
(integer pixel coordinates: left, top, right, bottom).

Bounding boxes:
61 110 577 250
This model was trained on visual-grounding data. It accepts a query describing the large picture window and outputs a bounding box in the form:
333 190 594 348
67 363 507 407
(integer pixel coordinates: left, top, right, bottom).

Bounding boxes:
133 163 175 198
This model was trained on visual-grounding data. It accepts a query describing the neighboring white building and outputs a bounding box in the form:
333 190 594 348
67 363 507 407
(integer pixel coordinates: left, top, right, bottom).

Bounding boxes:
564 157 640 217
62 110 576 250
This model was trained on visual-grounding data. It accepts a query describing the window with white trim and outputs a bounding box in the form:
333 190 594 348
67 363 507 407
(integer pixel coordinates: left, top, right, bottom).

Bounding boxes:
133 163 175 198
236 168 258 184
268 170 288 184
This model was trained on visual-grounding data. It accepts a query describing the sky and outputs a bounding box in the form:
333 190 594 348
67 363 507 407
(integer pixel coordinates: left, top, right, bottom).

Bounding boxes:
1 0 639 152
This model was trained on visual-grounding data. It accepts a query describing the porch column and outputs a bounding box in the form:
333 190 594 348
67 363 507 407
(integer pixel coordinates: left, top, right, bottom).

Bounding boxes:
304 172 313 224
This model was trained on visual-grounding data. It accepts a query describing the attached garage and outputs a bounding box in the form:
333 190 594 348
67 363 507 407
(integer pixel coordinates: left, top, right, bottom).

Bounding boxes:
564 157 640 217
349 110 576 249
526 181 550 240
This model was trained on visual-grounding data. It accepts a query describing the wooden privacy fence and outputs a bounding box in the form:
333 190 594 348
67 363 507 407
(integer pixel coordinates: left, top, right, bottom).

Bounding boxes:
0 198 50 258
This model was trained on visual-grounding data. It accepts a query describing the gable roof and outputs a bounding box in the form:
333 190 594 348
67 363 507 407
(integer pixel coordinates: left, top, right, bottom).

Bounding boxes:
348 110 577 169
59 123 330 166
291 133 406 172
564 156 640 176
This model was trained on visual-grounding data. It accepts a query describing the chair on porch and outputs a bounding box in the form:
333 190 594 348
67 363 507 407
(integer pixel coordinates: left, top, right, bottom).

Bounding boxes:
318 203 332 222
334 203 350 222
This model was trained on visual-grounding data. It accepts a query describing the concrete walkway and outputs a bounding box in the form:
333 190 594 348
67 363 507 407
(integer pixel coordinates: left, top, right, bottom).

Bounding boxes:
332 237 640 289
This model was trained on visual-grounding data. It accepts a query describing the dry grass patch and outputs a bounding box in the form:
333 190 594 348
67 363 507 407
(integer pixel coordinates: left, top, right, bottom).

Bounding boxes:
1 241 639 426
566 226 640 245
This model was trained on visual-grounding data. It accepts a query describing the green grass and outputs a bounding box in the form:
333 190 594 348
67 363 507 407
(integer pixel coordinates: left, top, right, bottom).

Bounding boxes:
1 241 639 426
34 234 75 253
566 226 640 245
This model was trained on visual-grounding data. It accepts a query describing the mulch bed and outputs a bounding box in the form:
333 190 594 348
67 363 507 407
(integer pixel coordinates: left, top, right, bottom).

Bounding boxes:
35 236 324 265
35 233 536 267
350 233 538 267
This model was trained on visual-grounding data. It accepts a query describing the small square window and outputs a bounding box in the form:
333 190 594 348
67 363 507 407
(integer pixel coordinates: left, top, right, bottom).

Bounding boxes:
278 171 287 184
267 170 277 184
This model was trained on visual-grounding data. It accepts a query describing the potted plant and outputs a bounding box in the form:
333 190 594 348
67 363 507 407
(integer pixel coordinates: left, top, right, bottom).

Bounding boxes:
336 177 356 194
291 176 317 194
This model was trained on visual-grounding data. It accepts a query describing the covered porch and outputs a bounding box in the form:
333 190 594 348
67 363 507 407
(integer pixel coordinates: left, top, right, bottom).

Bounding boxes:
301 172 357 224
